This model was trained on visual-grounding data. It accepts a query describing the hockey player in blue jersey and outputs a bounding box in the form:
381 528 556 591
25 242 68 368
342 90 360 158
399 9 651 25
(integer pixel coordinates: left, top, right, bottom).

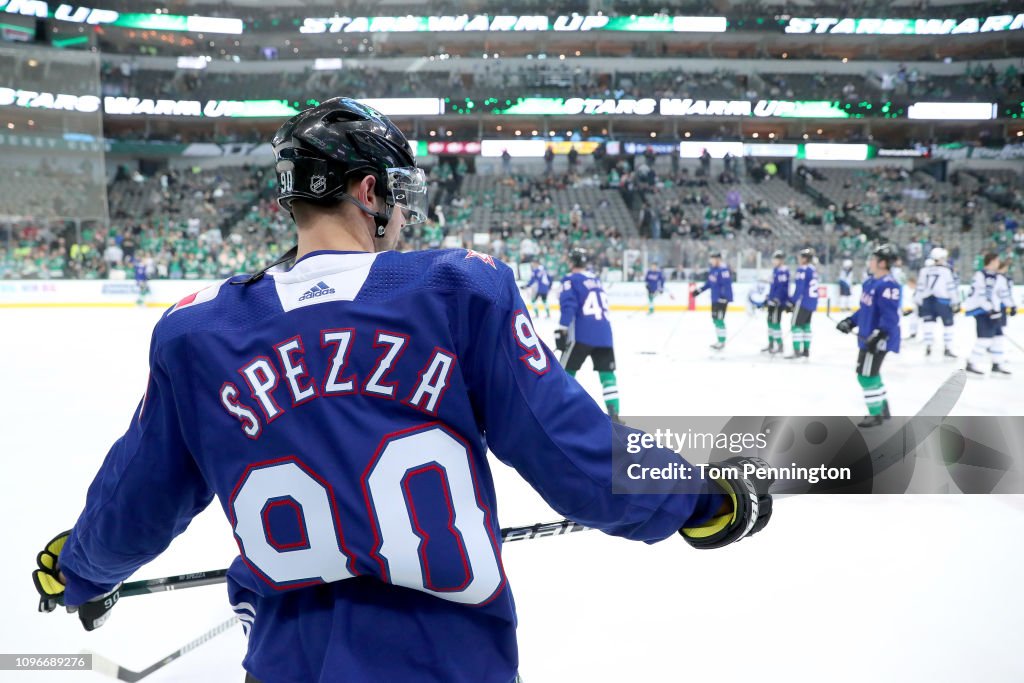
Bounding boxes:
787 248 819 360
916 247 959 358
963 253 1012 376
132 253 150 306
762 250 790 355
695 250 733 350
32 99 775 683
644 262 665 314
524 259 551 318
556 248 621 419
836 244 903 427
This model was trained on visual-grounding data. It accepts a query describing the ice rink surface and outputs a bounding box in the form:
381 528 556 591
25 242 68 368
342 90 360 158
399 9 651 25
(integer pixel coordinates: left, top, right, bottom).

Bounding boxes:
2 305 1022 683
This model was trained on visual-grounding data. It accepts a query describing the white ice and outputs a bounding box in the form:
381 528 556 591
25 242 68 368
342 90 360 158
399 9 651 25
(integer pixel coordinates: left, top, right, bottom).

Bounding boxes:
1 306 1022 683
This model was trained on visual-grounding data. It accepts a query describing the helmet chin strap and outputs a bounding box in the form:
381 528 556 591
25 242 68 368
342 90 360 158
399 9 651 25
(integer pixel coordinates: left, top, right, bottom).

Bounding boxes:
338 193 391 238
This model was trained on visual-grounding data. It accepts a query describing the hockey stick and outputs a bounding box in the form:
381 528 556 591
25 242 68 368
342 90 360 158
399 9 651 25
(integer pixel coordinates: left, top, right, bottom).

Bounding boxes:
63 519 591 604
1003 332 1024 354
87 616 238 682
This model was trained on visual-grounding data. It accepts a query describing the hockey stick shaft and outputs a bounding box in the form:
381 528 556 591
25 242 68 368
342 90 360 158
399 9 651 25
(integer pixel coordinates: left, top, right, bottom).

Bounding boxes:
87 616 238 682
84 519 591 602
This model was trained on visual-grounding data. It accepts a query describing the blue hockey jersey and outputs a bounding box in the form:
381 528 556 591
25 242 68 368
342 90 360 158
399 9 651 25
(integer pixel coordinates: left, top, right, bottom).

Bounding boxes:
792 265 819 312
698 265 733 302
559 270 614 347
57 249 722 683
644 269 665 293
527 265 551 295
850 274 902 353
768 266 790 306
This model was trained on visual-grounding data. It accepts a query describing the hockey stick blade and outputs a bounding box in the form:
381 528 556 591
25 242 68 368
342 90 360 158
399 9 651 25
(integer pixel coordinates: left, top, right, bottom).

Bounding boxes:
85 617 238 681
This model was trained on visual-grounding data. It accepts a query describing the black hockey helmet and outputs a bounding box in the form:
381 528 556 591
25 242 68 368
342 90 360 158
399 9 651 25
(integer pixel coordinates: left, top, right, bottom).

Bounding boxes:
709 249 722 259
569 247 589 269
772 249 785 260
799 247 815 261
872 243 899 268
272 97 427 236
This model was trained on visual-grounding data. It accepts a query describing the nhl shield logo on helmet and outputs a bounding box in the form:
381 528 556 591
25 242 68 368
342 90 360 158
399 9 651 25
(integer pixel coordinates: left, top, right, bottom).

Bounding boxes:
310 175 327 195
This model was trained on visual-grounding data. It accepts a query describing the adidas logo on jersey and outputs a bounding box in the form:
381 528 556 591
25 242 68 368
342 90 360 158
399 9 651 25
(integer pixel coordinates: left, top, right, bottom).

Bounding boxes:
299 281 335 301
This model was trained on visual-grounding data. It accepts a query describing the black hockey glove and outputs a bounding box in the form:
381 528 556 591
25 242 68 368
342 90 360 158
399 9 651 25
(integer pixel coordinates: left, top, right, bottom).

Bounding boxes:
681 456 773 550
865 329 888 352
767 298 780 309
1008 306 1017 317
952 302 961 314
988 310 1003 320
554 327 569 352
783 301 794 313
33 530 121 631
836 316 855 334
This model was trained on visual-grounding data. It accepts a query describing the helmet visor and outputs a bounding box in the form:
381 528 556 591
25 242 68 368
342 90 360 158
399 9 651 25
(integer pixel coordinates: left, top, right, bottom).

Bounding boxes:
387 167 428 225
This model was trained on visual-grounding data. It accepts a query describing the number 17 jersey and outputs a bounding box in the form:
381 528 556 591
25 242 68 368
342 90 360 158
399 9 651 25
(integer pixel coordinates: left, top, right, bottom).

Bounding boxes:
559 270 614 347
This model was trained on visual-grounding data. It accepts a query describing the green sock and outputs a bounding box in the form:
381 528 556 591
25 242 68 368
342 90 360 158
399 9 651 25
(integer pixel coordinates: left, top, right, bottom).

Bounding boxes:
599 371 619 413
857 374 885 415
714 319 726 343
567 369 577 378
803 325 811 354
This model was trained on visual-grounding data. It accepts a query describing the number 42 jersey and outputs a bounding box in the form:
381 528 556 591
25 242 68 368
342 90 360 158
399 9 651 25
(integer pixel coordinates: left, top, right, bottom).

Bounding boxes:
57 249 720 683
559 270 614 347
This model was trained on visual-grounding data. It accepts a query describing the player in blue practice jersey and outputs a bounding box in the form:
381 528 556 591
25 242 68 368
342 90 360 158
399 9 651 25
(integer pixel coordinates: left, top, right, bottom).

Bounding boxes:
963 253 1012 376
31 99 776 683
132 253 150 306
695 250 733 350
763 250 790 355
556 248 620 419
524 260 551 319
644 263 665 314
836 244 903 427
786 248 818 359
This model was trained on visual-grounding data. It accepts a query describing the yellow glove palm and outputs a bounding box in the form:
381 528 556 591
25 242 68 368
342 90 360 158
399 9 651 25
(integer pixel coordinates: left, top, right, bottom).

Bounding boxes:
33 531 70 612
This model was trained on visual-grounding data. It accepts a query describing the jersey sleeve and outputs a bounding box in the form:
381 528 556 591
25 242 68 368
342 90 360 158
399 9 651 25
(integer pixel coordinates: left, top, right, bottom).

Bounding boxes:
461 268 723 543
877 283 902 339
558 277 577 328
58 323 214 605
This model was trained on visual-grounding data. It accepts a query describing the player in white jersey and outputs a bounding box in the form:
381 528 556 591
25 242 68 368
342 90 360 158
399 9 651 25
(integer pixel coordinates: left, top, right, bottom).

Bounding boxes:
963 253 1010 376
837 259 854 311
915 248 959 358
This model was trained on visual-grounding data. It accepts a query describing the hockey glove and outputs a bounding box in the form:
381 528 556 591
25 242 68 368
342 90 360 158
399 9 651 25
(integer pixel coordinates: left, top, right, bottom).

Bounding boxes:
1008 306 1017 317
952 303 961 314
783 301 794 313
768 298 781 309
865 329 888 352
836 317 855 334
989 310 1003 321
33 530 121 631
554 327 569 352
680 456 773 550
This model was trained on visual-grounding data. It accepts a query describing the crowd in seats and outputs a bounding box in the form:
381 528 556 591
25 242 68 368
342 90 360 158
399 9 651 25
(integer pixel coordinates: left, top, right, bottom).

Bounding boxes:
2 159 1020 284
102 57 1017 111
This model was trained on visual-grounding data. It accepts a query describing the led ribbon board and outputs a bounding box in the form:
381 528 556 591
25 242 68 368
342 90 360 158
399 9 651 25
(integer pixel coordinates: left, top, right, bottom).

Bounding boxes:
784 14 1023 34
0 2 244 33
299 14 727 34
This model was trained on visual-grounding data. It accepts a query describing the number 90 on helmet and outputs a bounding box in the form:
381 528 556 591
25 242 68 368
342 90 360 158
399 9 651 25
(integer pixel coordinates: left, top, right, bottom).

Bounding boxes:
272 97 428 230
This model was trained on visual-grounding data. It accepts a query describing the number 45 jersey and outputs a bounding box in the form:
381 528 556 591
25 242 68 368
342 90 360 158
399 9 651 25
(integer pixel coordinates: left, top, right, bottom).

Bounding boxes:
57 249 719 683
559 270 614 347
